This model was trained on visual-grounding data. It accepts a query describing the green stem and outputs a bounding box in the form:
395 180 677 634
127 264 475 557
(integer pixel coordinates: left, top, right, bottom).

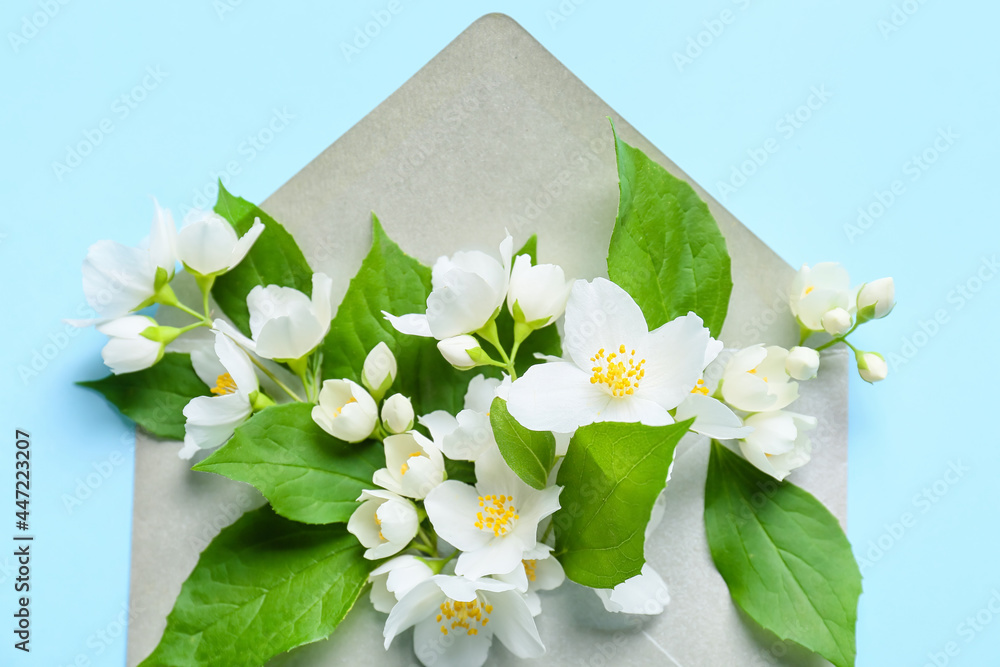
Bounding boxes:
176 321 209 335
540 518 555 543
246 355 305 403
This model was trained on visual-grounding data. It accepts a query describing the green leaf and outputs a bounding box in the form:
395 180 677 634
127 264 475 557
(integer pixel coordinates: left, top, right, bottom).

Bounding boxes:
139 506 373 667
194 403 384 525
319 214 468 415
489 397 555 490
704 441 862 667
78 353 209 440
607 122 732 337
554 419 692 588
211 183 314 336
444 458 477 486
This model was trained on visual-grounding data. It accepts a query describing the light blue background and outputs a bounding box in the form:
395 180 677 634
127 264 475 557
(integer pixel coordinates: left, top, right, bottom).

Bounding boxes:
1 1 996 665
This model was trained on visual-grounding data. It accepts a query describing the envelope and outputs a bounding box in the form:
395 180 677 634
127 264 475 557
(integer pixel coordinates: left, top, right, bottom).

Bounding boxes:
127 13 847 666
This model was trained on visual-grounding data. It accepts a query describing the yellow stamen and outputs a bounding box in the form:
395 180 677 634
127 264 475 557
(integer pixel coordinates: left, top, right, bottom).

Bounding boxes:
590 344 646 397
523 559 537 582
474 494 519 537
690 378 709 396
211 373 238 396
400 451 422 476
332 397 357 418
805 286 815 295
438 598 491 636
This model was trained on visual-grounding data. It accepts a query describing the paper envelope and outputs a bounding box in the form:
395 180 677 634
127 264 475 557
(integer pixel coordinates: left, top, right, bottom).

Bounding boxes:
127 13 848 667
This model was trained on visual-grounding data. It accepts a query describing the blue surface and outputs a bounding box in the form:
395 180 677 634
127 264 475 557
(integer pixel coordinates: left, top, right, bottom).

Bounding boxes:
1 1 996 665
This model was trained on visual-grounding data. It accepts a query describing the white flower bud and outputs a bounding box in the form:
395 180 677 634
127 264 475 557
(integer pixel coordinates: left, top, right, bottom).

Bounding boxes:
362 341 397 399
312 379 378 443
381 393 415 434
821 307 853 335
436 335 482 370
785 346 820 381
97 315 167 374
856 351 888 383
347 489 419 560
506 254 572 327
857 277 895 320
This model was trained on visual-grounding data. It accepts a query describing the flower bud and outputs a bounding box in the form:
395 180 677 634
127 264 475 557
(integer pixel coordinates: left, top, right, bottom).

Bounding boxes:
362 341 397 400
347 489 419 560
436 335 482 370
856 351 888 383
785 346 820 381
381 393 415 434
97 315 167 374
857 277 895 321
821 307 852 335
506 255 572 328
312 379 379 442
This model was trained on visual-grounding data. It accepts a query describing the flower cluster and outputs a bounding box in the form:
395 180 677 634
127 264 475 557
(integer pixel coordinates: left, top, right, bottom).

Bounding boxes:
74 139 890 667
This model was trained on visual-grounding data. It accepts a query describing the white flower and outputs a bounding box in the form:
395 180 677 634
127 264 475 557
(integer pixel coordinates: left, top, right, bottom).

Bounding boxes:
789 262 855 332
436 335 483 370
180 330 261 459
347 489 419 560
821 307 853 335
595 564 671 615
738 411 816 481
384 235 513 340
720 345 798 413
385 575 544 667
369 555 435 614
97 316 166 374
507 278 728 432
242 272 333 361
424 446 561 579
71 200 176 325
857 351 888 383
674 391 753 440
857 277 895 320
506 254 571 327
785 346 820 381
382 394 415 434
312 379 378 443
362 341 397 399
175 210 264 277
420 375 500 461
494 546 565 617
594 491 669 614
373 432 446 499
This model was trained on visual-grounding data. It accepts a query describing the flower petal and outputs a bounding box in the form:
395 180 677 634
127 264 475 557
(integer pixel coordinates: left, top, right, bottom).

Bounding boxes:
383 579 446 649
213 330 258 394
383 311 433 337
675 394 752 439
413 615 492 667
561 278 648 370
506 362 611 432
228 217 265 269
424 481 491 553
486 589 546 659
638 312 712 410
